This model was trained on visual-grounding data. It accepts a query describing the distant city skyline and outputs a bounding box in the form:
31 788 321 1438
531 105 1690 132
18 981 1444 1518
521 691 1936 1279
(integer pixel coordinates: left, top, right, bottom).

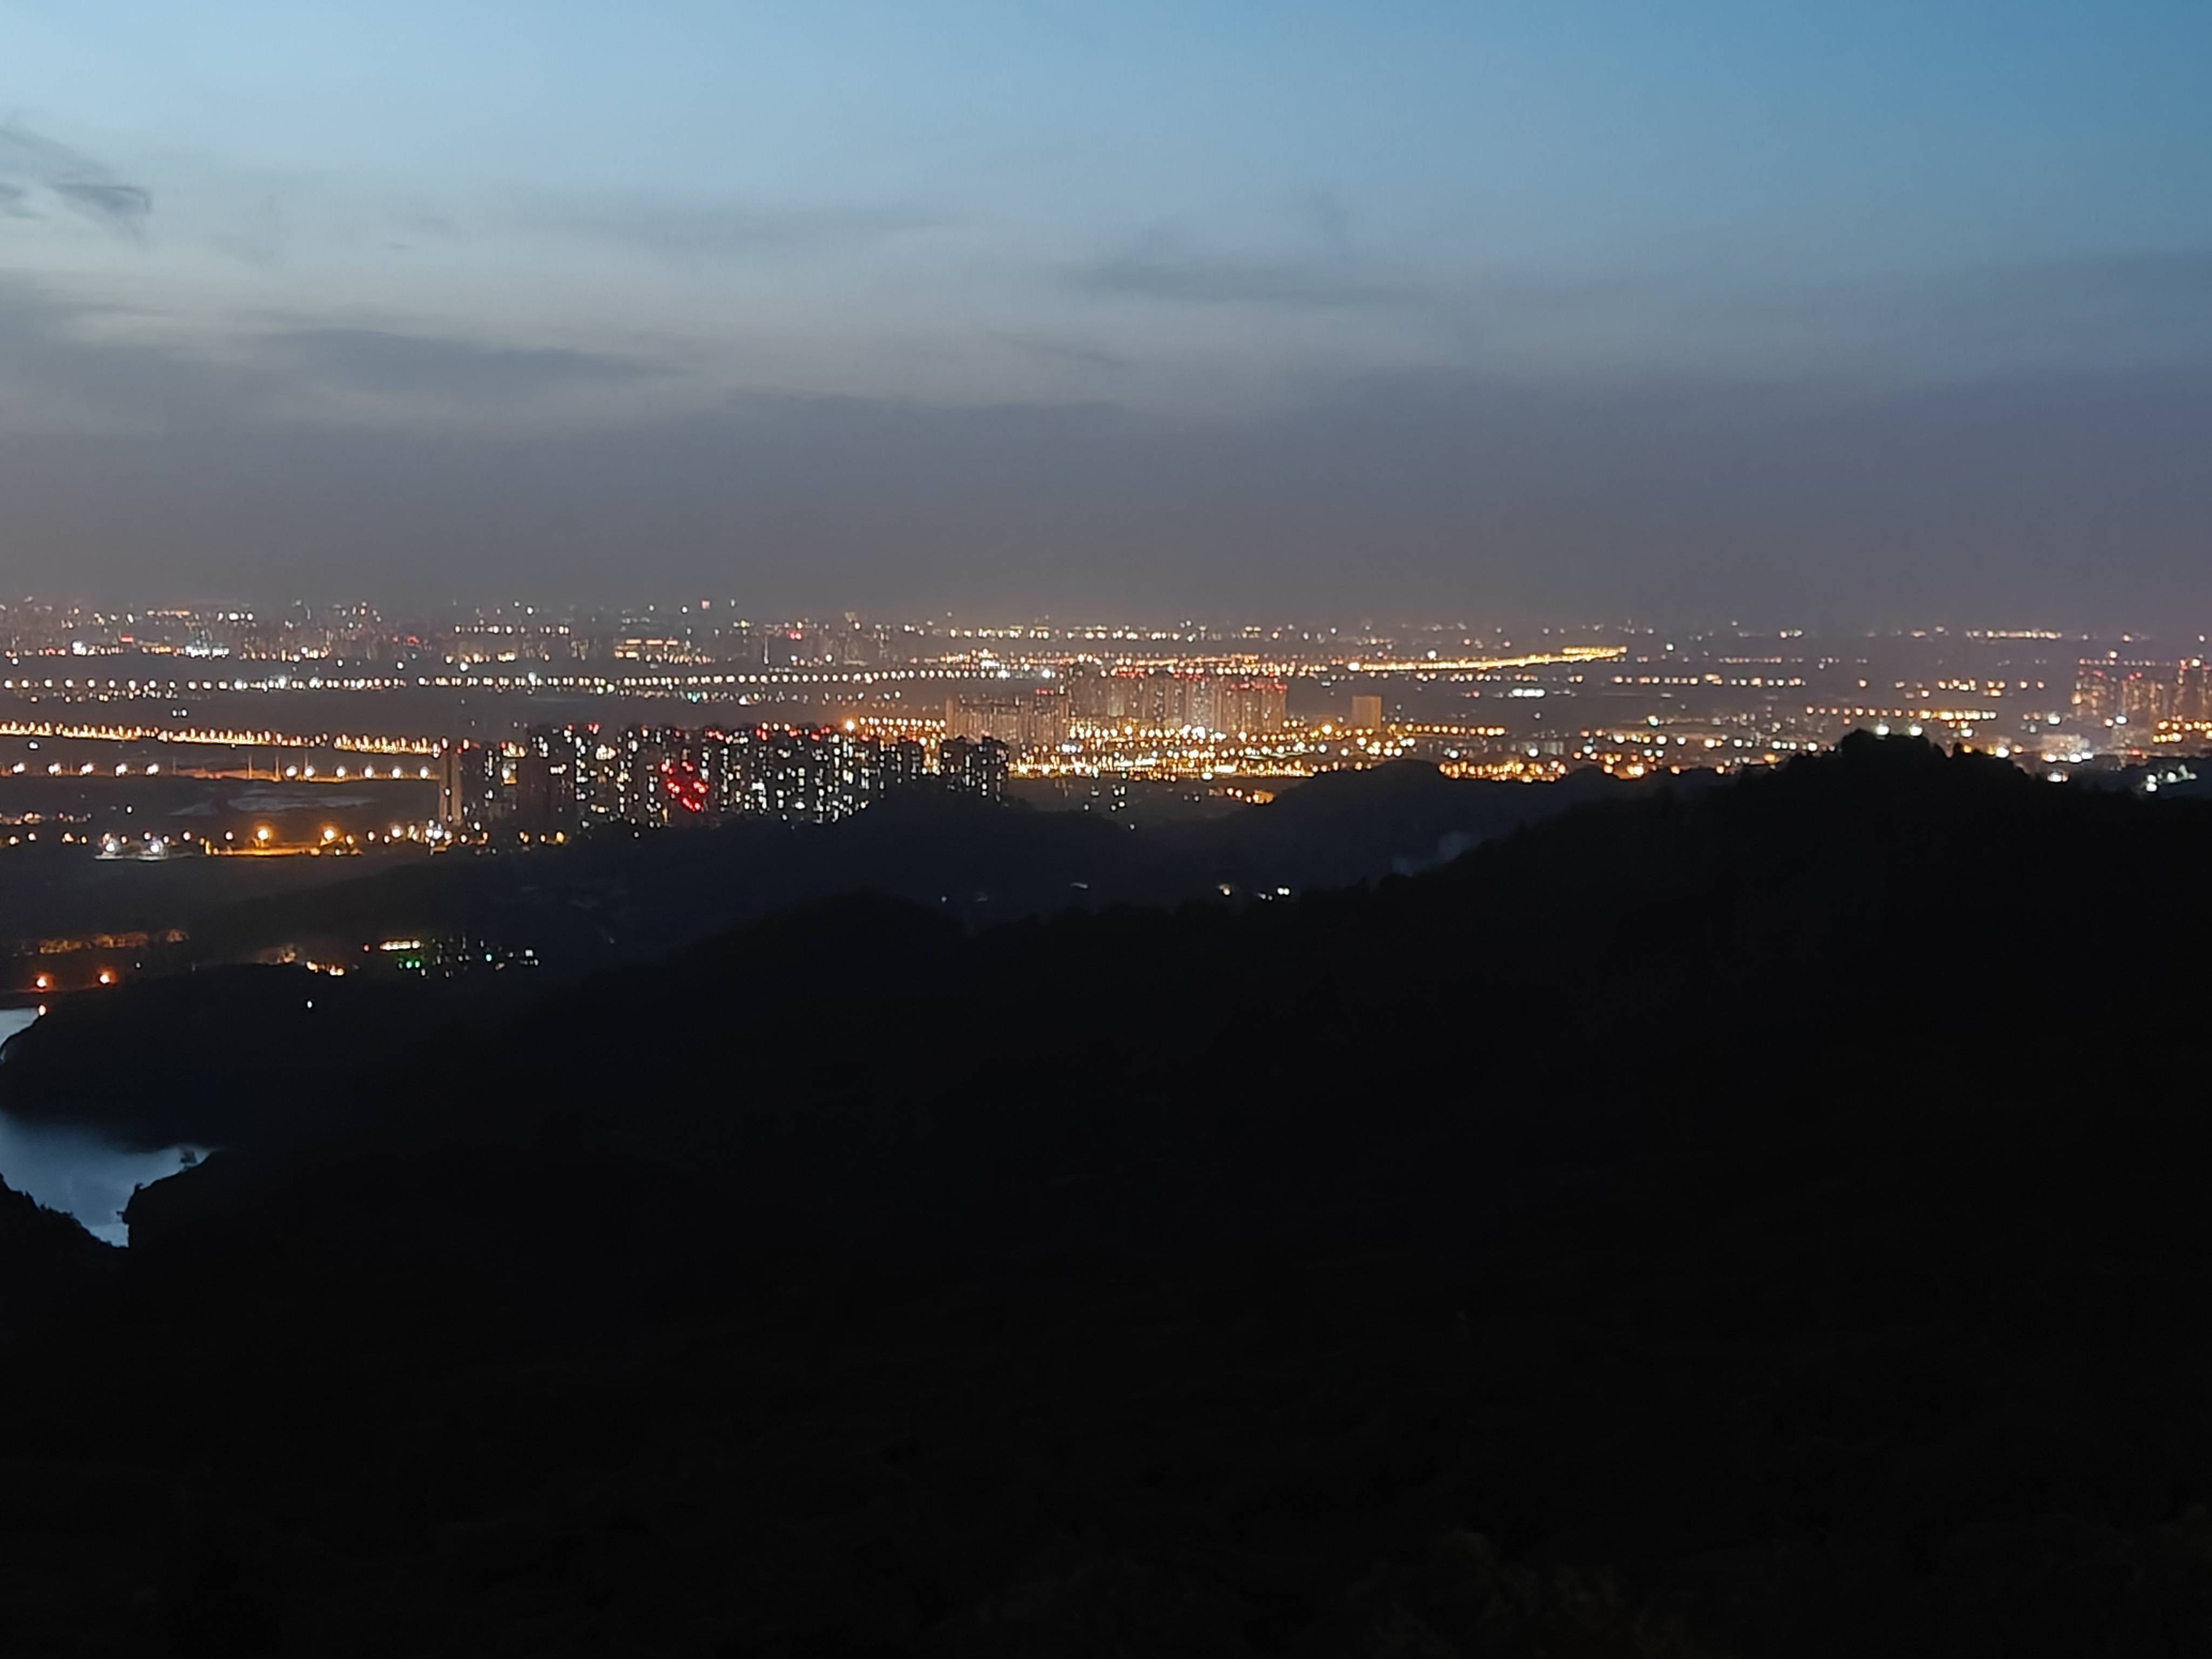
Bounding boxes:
3 1 2208 621
5 594 2212 646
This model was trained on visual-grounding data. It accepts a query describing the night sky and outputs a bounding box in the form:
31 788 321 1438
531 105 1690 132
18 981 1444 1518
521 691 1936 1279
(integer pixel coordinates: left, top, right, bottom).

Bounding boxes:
4 0 2208 624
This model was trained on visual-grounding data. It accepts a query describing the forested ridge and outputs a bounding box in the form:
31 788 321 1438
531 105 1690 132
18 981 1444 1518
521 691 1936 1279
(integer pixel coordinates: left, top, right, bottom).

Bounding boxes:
5 736 2211 1656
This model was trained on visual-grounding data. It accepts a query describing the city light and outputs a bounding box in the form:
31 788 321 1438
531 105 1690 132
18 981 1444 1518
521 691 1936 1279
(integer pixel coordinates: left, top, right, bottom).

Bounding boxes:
5 612 2205 831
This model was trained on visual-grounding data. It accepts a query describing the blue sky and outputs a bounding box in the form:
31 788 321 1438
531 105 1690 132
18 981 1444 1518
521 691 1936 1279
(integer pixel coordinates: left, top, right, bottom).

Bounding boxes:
3 0 2209 619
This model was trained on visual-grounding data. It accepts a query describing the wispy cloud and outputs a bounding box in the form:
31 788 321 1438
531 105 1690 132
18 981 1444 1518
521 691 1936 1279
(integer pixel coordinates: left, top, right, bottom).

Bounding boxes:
0 275 667 434
0 122 152 237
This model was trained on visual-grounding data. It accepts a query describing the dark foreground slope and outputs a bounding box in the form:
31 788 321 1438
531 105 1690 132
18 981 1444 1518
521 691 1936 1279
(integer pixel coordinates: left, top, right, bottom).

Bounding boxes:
9 737 2212 1657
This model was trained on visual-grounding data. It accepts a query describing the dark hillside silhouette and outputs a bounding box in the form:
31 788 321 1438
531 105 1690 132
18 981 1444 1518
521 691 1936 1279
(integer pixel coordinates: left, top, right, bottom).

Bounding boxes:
5 737 2212 1655
0 964 470 1149
6 763 1633 1150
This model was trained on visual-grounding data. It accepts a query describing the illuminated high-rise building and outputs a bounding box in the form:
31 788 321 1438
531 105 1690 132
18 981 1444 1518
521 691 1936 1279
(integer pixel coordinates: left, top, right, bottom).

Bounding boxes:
494 721 1005 837
946 688 1069 755
1205 678 1289 736
2073 664 2120 725
2118 672 2169 731
872 737 930 798
939 736 1008 801
516 725 596 834
436 741 508 835
2175 660 2211 724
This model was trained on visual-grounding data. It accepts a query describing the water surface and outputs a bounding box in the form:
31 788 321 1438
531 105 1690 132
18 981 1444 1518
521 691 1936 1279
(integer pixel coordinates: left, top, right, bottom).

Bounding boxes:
0 1007 204 1245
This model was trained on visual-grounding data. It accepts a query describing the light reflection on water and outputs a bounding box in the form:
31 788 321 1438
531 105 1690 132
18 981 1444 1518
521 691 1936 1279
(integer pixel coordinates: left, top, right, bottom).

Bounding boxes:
0 1007 204 1246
